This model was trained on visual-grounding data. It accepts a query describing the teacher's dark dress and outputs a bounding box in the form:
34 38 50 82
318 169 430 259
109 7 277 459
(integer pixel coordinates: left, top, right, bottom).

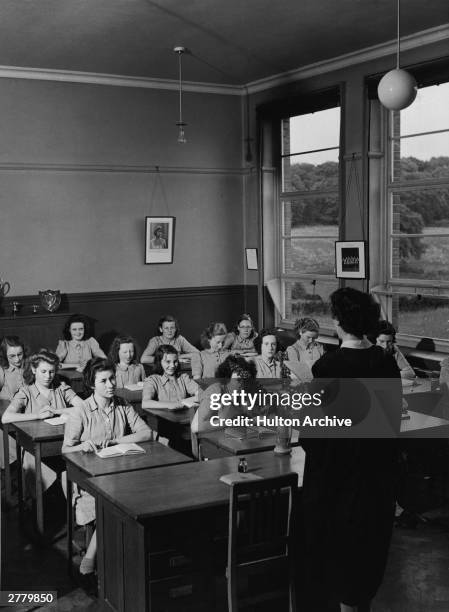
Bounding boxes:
301 345 401 606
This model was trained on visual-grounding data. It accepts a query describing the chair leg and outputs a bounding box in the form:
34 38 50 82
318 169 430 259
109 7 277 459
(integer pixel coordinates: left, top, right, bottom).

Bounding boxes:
227 567 238 612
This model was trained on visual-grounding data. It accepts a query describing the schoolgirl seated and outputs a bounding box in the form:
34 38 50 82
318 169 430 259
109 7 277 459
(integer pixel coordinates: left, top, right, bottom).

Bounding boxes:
0 335 26 400
375 320 415 380
140 315 198 365
56 313 106 371
191 322 231 379
142 345 199 410
62 357 152 576
286 317 324 366
108 335 146 388
2 349 84 496
0 335 27 468
223 313 258 354
253 329 283 378
191 355 257 436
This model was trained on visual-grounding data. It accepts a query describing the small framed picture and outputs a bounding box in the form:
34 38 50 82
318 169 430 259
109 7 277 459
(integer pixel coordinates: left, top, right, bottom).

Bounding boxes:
145 216 175 264
335 241 367 279
245 248 258 270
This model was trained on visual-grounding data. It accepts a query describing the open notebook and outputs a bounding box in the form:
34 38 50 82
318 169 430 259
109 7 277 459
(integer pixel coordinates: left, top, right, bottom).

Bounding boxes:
95 443 146 459
220 472 263 485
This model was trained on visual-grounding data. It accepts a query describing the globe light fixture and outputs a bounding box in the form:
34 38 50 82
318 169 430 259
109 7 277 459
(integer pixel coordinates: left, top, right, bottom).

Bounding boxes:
377 0 417 111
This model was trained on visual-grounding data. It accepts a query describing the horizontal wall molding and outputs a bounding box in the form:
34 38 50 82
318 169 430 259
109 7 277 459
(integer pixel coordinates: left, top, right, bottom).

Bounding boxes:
0 162 250 176
0 24 447 96
1 285 248 312
247 23 449 93
0 65 243 96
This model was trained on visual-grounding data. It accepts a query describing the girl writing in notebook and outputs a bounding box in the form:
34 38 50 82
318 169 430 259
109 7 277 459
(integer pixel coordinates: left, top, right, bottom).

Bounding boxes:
108 335 146 388
191 322 231 379
62 357 152 576
56 313 106 371
2 349 84 496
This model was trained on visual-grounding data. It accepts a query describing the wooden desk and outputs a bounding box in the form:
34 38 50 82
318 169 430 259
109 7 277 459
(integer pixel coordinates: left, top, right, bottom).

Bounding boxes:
199 428 300 458
400 410 449 438
0 398 14 505
64 441 192 574
11 420 65 533
89 447 305 612
58 368 84 395
142 406 194 442
114 387 142 406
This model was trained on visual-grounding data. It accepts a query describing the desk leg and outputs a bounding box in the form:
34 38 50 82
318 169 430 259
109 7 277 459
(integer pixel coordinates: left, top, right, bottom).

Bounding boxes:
35 444 44 534
67 477 73 576
16 438 23 523
3 425 11 505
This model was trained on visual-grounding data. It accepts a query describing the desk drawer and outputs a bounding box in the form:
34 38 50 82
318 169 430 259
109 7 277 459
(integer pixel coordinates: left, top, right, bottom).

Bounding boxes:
149 573 212 612
150 549 197 579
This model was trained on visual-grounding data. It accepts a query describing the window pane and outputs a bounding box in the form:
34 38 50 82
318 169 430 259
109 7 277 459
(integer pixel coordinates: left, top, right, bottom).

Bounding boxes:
391 133 449 182
283 279 338 326
399 82 449 137
396 294 449 340
283 197 339 236
283 238 336 275
392 235 449 281
282 151 339 192
283 107 340 155
391 189 449 234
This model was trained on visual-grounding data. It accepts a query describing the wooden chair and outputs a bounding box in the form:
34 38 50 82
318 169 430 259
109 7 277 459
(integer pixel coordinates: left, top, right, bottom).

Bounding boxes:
227 473 298 612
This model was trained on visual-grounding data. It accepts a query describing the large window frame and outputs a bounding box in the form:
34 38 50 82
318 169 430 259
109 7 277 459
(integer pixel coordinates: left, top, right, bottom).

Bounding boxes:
276 100 343 333
372 76 449 350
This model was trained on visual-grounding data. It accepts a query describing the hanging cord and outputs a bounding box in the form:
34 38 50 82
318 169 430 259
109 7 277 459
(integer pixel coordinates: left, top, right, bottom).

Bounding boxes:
346 154 365 241
178 50 184 126
396 0 401 70
148 166 170 216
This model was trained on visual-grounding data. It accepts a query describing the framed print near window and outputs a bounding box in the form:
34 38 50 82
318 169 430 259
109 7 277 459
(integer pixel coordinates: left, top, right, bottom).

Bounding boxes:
335 241 367 279
145 216 175 264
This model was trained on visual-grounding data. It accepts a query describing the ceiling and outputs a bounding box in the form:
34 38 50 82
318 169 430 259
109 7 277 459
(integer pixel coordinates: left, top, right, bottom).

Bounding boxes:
0 0 448 86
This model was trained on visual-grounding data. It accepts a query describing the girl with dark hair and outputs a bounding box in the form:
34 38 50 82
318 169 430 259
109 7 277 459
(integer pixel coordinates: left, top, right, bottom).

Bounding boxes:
191 322 231 379
301 288 402 612
253 329 283 378
140 314 198 365
142 345 198 410
108 335 146 388
56 313 106 370
375 320 415 380
2 349 84 496
223 313 258 354
0 335 26 400
63 357 152 576
286 317 324 368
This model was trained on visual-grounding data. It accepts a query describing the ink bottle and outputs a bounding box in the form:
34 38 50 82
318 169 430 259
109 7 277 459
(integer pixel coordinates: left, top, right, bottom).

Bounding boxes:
238 457 248 473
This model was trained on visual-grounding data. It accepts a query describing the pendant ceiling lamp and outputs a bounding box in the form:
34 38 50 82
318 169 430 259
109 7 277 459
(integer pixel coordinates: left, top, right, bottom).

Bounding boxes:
377 0 417 111
174 46 187 144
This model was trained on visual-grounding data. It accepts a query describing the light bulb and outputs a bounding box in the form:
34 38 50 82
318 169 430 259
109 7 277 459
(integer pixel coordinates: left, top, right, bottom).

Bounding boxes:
177 123 187 144
378 69 417 111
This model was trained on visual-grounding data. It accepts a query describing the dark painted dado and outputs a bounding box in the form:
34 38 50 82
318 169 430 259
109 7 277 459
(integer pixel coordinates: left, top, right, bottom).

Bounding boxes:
0 285 259 356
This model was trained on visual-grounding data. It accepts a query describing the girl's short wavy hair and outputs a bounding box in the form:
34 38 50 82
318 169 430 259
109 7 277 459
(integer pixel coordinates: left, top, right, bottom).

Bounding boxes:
200 322 228 349
62 313 92 341
216 355 256 379
108 335 139 365
331 288 380 339
0 336 27 369
294 317 320 337
23 349 60 386
83 357 116 390
253 329 280 354
153 345 181 376
156 314 180 338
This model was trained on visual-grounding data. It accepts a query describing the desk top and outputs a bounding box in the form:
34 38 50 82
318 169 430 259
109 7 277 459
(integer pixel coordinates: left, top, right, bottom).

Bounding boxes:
89 446 306 520
10 419 65 442
142 406 194 425
401 410 449 437
114 387 142 405
63 440 192 477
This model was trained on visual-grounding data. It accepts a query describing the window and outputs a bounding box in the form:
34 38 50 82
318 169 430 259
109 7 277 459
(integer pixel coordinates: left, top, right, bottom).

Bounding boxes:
386 81 449 342
279 105 341 329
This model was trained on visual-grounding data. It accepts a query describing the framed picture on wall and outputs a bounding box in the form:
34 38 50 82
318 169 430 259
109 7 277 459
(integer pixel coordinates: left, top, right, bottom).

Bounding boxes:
335 241 367 279
145 216 175 264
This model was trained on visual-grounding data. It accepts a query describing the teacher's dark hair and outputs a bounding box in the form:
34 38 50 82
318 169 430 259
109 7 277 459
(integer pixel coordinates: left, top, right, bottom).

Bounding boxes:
330 288 380 339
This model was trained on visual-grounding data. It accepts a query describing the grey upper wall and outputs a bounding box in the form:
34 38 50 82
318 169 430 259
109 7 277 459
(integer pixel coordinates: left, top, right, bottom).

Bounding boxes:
0 79 244 296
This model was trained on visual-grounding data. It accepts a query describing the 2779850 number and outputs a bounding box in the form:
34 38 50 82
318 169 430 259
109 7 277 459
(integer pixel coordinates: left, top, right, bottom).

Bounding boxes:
0 592 56 605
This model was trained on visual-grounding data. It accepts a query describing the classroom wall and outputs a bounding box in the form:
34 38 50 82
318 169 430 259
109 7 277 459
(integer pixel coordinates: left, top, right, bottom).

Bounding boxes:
0 79 245 296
